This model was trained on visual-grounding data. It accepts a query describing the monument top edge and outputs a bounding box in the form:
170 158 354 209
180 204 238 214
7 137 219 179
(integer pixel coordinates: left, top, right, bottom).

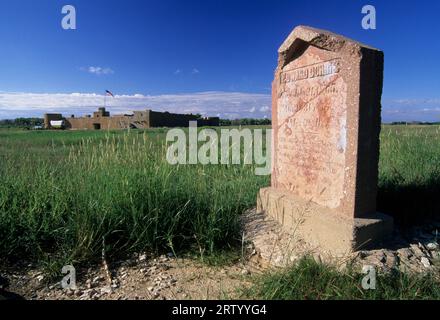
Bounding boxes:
278 25 381 54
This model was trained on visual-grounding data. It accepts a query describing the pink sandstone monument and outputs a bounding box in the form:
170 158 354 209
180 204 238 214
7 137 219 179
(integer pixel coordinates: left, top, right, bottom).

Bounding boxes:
257 26 393 255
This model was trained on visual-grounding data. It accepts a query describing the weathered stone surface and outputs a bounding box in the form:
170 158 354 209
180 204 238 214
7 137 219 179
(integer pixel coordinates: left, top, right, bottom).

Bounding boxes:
258 25 393 255
244 209 440 273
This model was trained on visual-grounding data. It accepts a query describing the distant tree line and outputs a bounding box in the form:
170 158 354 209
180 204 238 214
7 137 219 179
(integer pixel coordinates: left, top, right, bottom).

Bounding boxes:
389 121 440 125
0 118 44 128
220 118 271 126
190 113 271 126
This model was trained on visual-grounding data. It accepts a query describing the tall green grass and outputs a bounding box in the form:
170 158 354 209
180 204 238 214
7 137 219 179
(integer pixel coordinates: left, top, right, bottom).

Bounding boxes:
0 129 268 266
1 124 440 268
378 125 440 225
242 257 440 300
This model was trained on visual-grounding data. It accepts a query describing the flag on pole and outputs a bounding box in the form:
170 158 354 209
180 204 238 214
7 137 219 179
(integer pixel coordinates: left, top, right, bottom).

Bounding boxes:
105 90 115 97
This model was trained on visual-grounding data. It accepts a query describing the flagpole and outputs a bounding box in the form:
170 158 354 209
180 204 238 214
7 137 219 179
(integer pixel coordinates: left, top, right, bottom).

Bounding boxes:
104 91 107 108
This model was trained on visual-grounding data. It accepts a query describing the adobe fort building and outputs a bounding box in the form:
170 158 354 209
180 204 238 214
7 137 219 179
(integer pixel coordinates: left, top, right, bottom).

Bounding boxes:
44 108 219 130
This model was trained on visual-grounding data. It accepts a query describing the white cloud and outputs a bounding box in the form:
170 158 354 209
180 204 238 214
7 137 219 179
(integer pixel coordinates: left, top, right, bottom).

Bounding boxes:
174 69 182 75
2 92 438 122
192 68 200 74
82 66 114 75
0 91 272 120
382 98 440 123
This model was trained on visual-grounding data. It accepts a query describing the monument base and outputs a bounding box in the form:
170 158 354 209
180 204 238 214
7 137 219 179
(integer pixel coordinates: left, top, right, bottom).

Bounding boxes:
257 187 393 256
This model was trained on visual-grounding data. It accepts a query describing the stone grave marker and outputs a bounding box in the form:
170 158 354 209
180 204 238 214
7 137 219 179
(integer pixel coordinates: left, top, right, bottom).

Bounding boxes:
257 26 393 255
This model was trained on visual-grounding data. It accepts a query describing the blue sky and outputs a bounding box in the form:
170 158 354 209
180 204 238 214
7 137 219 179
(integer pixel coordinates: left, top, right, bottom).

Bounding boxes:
0 0 439 121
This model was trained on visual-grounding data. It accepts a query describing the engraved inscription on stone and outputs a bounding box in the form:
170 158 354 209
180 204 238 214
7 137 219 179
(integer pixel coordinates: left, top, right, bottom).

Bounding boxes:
275 45 347 209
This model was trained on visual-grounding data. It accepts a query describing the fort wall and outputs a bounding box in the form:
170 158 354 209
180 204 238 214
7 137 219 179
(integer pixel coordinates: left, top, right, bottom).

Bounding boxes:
44 108 219 130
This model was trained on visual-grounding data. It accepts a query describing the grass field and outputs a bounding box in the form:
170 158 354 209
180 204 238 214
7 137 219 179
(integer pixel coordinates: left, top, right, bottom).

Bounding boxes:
242 256 440 300
0 127 269 269
0 125 440 276
378 125 440 225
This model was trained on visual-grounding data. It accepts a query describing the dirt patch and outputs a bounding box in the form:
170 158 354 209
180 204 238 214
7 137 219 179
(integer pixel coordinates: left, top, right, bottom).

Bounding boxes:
2 209 439 300
1 255 254 300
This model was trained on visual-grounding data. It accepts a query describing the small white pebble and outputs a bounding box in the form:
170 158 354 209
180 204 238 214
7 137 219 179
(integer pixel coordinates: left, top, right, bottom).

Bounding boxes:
241 269 251 275
421 257 431 268
426 242 439 251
